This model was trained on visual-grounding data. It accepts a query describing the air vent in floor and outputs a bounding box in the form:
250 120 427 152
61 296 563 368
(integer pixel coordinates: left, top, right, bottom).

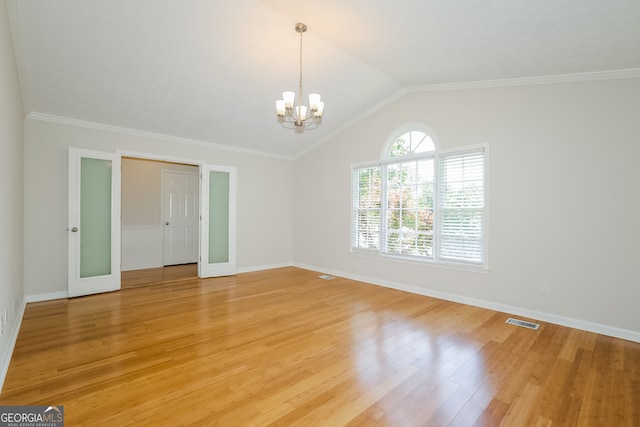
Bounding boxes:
318 275 335 280
506 317 540 330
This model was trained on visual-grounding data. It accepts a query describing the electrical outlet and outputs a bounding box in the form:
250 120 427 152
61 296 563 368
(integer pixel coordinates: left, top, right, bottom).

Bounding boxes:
540 283 550 296
1 308 7 335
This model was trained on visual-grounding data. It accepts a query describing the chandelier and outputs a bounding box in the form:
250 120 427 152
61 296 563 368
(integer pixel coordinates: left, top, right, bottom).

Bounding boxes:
276 23 324 130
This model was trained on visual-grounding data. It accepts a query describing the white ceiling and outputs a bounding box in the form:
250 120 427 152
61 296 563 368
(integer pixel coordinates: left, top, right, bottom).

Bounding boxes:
8 0 640 158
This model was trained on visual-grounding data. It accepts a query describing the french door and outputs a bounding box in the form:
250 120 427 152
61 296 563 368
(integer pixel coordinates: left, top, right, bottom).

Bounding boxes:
68 148 121 297
68 149 236 297
199 165 237 277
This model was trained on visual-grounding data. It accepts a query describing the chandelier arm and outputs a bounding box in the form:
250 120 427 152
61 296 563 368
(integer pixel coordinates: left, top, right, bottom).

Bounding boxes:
279 121 318 130
284 111 316 123
285 108 316 122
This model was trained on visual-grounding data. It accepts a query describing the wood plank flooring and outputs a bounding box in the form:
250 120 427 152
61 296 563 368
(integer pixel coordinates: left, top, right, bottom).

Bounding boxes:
121 264 197 289
1 267 639 426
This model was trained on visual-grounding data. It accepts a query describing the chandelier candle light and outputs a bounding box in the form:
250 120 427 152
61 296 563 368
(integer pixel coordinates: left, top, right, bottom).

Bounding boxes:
276 22 324 130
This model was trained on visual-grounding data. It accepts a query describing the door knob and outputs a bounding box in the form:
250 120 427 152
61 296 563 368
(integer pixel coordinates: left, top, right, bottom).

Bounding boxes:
165 222 170 226
70 227 78 232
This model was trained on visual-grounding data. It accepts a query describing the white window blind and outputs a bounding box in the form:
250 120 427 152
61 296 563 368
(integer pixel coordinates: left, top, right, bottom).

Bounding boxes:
437 148 485 264
352 165 381 251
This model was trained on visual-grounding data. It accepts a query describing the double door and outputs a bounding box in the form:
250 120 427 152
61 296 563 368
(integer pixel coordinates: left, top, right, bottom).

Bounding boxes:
68 148 236 297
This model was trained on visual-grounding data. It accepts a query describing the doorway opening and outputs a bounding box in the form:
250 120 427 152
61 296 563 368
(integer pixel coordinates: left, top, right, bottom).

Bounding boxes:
121 157 199 285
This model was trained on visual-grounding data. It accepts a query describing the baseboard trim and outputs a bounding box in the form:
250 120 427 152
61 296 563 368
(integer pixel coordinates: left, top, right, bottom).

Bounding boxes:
294 263 640 343
25 291 69 303
237 262 293 274
121 263 164 272
0 296 26 394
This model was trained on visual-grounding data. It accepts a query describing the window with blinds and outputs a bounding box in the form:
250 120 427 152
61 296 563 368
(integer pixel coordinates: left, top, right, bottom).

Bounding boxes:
352 166 381 251
438 148 485 264
351 128 486 268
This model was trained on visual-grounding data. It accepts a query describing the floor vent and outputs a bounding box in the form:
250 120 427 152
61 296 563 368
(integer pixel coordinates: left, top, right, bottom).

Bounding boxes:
506 317 540 330
318 275 335 280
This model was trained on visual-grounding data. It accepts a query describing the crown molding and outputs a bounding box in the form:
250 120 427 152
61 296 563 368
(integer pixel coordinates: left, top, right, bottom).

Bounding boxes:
26 112 294 161
408 68 640 93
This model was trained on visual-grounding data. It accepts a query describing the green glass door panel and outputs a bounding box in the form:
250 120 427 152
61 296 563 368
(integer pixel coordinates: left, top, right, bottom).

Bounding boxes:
80 158 112 278
209 171 230 263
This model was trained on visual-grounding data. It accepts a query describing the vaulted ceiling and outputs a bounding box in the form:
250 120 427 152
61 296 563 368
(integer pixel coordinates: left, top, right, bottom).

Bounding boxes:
7 0 640 158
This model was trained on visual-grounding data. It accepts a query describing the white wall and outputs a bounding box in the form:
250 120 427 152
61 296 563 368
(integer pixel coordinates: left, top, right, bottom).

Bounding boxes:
293 77 640 339
23 118 293 296
0 0 25 389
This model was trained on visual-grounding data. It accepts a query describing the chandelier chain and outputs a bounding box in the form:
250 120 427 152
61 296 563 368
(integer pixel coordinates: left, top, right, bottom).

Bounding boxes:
298 26 303 115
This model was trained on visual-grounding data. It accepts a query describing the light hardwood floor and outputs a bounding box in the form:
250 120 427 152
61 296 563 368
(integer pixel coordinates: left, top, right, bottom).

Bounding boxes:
121 264 198 289
1 267 639 426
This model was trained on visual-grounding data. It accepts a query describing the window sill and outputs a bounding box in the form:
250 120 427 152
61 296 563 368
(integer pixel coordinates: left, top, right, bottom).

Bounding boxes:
350 249 489 274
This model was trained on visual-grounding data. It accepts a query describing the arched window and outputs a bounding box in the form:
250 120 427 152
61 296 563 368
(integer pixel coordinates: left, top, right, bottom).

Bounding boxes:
352 125 486 266
385 129 436 158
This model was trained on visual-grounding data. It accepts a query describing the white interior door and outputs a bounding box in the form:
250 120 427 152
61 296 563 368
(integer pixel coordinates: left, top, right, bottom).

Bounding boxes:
200 165 237 277
163 171 199 266
68 148 121 297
